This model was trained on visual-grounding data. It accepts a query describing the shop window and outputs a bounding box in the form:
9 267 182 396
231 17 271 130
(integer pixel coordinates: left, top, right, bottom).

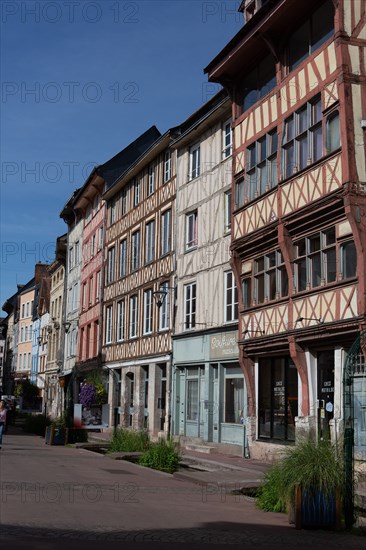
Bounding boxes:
224 378 244 423
258 357 298 441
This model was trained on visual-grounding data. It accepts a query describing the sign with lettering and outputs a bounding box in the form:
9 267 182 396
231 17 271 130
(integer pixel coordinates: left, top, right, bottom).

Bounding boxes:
209 332 238 360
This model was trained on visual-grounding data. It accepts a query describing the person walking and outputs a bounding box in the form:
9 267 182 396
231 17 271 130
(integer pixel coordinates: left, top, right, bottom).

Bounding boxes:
0 399 7 449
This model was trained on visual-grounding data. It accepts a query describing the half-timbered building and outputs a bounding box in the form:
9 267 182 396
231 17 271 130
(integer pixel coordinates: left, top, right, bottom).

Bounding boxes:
102 126 176 436
171 91 243 450
205 0 366 459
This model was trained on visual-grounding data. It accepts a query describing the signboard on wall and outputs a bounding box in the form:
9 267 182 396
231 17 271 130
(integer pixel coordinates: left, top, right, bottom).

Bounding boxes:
74 404 109 429
209 332 238 360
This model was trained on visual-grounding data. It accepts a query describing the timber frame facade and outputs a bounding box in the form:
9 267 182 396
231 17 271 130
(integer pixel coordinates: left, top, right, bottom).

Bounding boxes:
102 127 176 436
206 0 366 459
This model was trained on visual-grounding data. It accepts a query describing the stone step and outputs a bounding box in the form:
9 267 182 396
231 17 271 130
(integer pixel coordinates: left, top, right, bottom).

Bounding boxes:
184 444 216 454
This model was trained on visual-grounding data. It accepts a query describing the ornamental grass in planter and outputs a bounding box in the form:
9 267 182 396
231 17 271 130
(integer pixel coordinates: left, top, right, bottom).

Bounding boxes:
256 439 347 529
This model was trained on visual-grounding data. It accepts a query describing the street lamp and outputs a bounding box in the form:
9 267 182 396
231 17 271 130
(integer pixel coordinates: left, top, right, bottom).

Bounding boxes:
152 285 175 308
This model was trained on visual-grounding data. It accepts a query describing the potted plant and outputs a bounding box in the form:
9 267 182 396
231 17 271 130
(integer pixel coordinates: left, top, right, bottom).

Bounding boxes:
45 414 69 445
257 438 347 530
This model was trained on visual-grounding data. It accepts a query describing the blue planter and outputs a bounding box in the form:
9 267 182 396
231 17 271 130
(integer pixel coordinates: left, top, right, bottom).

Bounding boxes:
295 485 341 530
45 426 68 445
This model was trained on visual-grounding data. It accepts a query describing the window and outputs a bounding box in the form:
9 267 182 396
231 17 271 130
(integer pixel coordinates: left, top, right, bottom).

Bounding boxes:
26 302 30 317
91 234 96 257
145 220 155 264
223 119 232 159
75 241 80 265
131 230 140 271
29 324 32 341
121 187 128 215
225 378 244 423
116 300 125 341
282 96 321 178
288 1 334 71
189 144 200 180
161 209 171 256
245 130 278 201
143 289 153 335
130 295 138 338
235 177 245 209
148 165 155 196
225 272 238 322
159 282 171 331
326 110 340 153
164 150 171 183
341 240 356 279
82 282 87 310
20 327 24 342
85 204 92 224
119 239 127 278
242 277 252 309
89 276 94 306
109 200 116 226
186 211 197 251
107 246 115 284
184 282 196 329
133 178 141 206
254 250 288 304
187 379 198 421
105 305 113 344
242 54 276 112
69 247 74 271
95 272 101 302
295 227 336 291
98 225 104 250
224 191 232 233
21 304 25 318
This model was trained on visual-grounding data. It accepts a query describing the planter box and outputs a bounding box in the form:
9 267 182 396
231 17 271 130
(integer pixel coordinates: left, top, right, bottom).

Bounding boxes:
45 426 69 446
294 484 341 530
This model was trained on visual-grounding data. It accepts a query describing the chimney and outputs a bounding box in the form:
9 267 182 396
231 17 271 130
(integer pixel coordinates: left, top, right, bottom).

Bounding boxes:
34 262 49 284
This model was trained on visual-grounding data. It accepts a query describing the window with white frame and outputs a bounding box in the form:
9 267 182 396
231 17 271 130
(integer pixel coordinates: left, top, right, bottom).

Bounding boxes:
21 304 25 318
98 225 104 250
116 299 125 341
255 250 288 303
143 289 153 335
131 230 140 271
133 178 141 206
186 211 197 251
224 191 232 233
225 272 238 322
148 165 155 196
89 276 94 306
295 227 336 292
223 119 232 159
82 282 87 310
26 302 30 317
75 241 80 265
161 209 171 256
246 129 278 200
105 305 113 344
69 247 74 271
159 282 170 331
145 220 155 264
130 295 138 338
189 144 200 180
119 238 127 278
94 272 100 302
164 150 171 183
184 282 196 329
107 246 115 284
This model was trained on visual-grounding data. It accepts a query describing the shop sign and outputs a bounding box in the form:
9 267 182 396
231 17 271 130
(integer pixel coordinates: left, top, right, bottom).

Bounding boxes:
209 331 238 360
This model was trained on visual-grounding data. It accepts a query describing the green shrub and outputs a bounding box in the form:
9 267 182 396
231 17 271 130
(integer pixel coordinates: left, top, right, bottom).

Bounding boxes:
256 439 345 513
256 463 288 513
109 428 150 453
22 413 51 436
139 438 180 473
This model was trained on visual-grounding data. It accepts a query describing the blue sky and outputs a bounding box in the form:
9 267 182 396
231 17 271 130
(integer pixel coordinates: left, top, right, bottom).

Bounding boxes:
0 0 242 308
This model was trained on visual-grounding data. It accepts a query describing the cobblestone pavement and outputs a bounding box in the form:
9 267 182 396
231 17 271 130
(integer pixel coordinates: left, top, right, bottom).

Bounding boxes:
0 431 365 549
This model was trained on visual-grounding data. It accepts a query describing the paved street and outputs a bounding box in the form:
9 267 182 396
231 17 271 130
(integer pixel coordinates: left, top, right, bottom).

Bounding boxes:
0 431 365 550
